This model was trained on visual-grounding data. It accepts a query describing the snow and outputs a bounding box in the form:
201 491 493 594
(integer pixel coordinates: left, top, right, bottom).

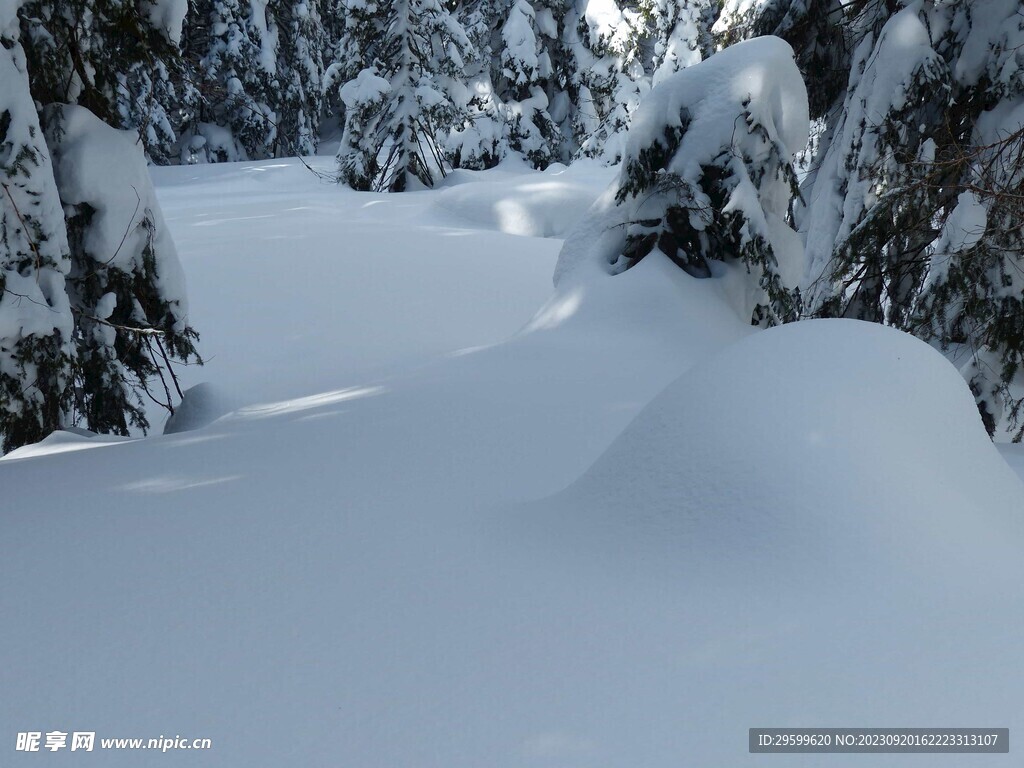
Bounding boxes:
712 0 762 37
3 429 133 460
502 0 541 83
536 319 1024 563
953 0 1024 90
511 325 1024 767
552 178 629 285
248 0 279 75
624 35 809 184
142 0 189 45
180 122 243 164
431 159 614 237
651 0 706 86
556 36 807 327
4 146 1024 767
802 4 947 299
581 0 635 54
928 190 988 286
0 0 21 32
146 158 560 401
163 383 235 435
339 67 391 108
975 93 1024 149
47 105 190 319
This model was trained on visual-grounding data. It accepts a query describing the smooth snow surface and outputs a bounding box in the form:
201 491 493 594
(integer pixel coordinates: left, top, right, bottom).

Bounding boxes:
528 319 1024 577
432 161 613 238
3 155 1023 767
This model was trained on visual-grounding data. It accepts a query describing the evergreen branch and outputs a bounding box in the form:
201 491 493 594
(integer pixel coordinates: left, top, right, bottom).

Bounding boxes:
1 181 43 279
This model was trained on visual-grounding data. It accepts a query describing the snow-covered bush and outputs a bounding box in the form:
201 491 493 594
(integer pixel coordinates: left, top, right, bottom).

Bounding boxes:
563 36 809 327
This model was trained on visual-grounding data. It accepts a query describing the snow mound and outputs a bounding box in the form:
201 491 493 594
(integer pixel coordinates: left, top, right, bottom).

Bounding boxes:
163 383 235 435
430 161 612 238
529 319 1024 582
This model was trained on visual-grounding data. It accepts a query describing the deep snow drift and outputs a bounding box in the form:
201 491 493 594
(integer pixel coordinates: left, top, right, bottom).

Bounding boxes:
524 319 1024 581
508 318 1024 766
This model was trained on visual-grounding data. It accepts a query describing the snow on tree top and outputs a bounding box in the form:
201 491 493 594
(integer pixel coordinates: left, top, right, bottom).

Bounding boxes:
340 68 391 108
46 105 189 316
141 0 189 45
622 35 809 189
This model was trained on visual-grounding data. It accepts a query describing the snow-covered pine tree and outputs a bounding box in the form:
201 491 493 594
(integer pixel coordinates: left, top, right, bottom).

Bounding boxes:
645 0 715 86
323 0 384 103
802 4 953 326
495 0 563 167
444 0 508 169
45 104 201 436
17 0 191 164
758 0 1024 439
270 0 326 156
604 36 808 326
566 0 648 161
185 0 280 161
0 2 201 449
0 4 75 450
322 0 385 144
911 0 1024 439
320 0 347 55
336 0 474 191
326 0 386 86
446 0 571 169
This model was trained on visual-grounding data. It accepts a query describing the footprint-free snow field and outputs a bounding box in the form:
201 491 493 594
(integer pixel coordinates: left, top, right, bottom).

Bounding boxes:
3 156 1023 767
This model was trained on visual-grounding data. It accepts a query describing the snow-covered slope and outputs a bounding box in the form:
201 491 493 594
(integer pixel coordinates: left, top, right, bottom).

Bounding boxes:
3 156 1023 768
